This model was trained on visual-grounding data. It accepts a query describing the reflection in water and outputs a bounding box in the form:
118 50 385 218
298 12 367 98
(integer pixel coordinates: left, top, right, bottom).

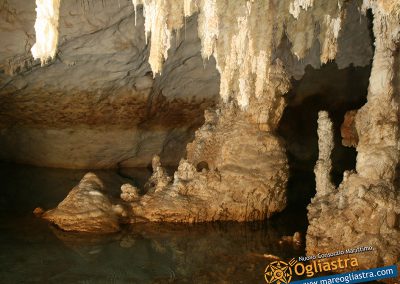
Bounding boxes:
0 163 308 283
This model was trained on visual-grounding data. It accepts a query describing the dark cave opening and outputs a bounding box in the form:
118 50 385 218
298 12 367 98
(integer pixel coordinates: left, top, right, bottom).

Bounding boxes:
277 61 371 208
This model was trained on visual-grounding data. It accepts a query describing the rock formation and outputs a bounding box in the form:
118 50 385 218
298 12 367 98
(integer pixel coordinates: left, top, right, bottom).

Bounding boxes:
314 111 335 196
31 0 61 65
42 172 124 233
120 183 140 202
127 92 289 222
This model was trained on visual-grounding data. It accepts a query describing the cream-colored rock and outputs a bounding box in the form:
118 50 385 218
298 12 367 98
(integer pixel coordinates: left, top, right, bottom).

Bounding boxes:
308 106 400 269
307 173 400 269
42 172 120 233
120 184 140 202
131 0 354 109
314 111 335 197
125 61 290 223
144 155 172 193
1 0 377 170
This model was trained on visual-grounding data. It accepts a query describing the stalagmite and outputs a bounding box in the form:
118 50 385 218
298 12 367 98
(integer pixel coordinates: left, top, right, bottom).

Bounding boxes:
314 111 335 196
31 0 61 65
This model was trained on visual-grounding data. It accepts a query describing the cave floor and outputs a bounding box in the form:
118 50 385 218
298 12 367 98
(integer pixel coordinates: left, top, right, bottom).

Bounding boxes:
0 163 309 283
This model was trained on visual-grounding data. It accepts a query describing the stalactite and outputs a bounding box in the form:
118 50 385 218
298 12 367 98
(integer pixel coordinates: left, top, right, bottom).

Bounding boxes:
183 0 197 17
130 0 350 111
320 14 343 63
289 0 314 19
28 0 354 110
197 0 219 61
31 0 61 65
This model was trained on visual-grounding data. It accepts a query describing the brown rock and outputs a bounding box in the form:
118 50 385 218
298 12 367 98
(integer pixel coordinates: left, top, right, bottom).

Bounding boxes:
42 173 120 233
120 184 140 202
340 110 358 147
33 207 44 217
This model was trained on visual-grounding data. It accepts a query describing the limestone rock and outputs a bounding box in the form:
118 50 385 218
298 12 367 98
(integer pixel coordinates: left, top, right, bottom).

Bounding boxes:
123 60 289 222
120 184 140 202
307 174 400 269
144 155 172 193
33 207 44 217
42 173 120 233
308 110 400 269
314 111 335 197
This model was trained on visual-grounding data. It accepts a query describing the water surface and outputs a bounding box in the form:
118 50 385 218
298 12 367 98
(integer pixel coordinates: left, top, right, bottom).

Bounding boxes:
0 163 308 283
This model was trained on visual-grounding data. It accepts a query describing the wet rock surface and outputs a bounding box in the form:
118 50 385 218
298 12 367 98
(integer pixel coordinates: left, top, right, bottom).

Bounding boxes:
42 173 121 233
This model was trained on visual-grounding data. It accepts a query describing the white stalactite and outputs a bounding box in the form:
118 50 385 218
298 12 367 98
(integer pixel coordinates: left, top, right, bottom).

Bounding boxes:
130 1 350 110
198 0 219 60
320 14 343 63
289 0 314 19
31 0 61 65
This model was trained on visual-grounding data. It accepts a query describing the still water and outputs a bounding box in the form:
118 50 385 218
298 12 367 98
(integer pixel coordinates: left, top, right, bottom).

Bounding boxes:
0 163 308 284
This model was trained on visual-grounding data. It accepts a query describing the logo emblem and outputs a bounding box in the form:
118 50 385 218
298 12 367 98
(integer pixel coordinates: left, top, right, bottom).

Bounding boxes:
264 259 297 284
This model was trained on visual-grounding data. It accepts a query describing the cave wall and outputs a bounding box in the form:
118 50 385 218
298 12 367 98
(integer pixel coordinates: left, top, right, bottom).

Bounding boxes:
0 0 219 169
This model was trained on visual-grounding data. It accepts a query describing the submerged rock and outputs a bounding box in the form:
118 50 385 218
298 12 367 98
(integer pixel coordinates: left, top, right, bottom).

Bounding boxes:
33 207 44 217
42 173 120 233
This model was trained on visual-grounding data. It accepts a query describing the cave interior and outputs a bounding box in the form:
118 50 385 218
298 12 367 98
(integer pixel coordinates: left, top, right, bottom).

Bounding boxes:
0 0 399 283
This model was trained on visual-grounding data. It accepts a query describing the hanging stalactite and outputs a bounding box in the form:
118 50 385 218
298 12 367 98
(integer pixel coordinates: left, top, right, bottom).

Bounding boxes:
31 0 61 65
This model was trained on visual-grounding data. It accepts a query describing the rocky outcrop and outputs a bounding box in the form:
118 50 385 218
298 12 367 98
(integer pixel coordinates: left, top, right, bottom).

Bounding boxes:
4 5 398 277
42 172 123 233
